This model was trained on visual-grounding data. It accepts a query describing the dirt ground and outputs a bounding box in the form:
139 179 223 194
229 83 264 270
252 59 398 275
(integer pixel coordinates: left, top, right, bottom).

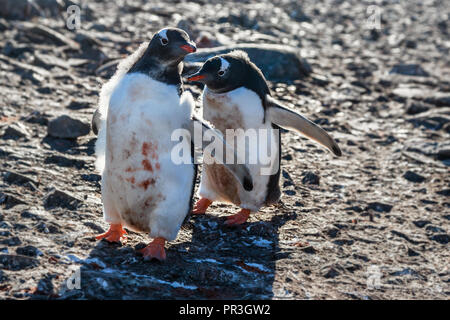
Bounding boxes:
0 0 449 299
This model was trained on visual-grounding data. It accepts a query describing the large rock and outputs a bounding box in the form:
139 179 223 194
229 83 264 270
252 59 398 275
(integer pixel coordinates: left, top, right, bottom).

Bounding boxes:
43 188 81 210
47 115 90 139
389 64 429 77
0 0 66 20
183 44 311 81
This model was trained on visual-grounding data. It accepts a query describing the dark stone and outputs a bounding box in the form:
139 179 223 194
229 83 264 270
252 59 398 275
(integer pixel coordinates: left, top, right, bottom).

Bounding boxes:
1 123 30 140
429 234 449 244
333 239 354 246
0 254 39 270
413 220 431 228
66 100 92 110
424 93 450 107
367 202 393 213
80 174 101 182
407 248 420 256
283 190 296 196
184 44 311 81
345 206 363 213
16 245 41 257
389 64 429 77
425 225 445 233
0 192 26 209
0 236 22 246
437 149 450 160
47 115 90 139
436 189 450 196
301 246 316 254
23 111 49 126
405 40 417 48
406 103 429 115
322 266 340 278
0 269 7 283
3 170 38 186
325 227 340 238
43 188 81 210
44 155 86 169
302 171 320 185
403 171 426 183
36 221 60 234
20 210 42 221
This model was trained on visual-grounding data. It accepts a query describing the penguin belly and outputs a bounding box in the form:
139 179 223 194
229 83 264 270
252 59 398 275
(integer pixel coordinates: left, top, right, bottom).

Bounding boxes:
101 74 195 241
199 87 279 212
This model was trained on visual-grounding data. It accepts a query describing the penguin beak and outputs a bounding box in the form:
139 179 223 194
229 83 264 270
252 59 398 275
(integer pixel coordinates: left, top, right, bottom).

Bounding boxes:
186 71 206 82
186 74 205 82
180 43 196 53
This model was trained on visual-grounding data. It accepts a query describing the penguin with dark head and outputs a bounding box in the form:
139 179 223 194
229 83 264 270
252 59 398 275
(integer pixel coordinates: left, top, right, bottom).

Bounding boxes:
93 31 253 261
91 28 196 135
186 50 341 226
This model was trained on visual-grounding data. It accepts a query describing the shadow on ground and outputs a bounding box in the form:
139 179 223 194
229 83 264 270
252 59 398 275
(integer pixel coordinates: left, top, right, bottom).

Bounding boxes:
41 205 296 299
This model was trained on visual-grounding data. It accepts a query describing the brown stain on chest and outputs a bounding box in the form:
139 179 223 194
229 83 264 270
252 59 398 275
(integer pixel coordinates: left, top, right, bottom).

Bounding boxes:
203 93 246 205
204 93 245 133
206 163 241 205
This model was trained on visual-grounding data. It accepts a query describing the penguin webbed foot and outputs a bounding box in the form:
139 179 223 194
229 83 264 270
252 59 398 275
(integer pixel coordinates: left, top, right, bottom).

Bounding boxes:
139 237 166 261
192 198 213 215
96 224 128 243
225 209 251 226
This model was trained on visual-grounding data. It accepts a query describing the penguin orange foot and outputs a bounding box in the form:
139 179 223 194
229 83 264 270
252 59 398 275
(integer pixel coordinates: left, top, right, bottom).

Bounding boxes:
192 198 212 215
96 224 127 243
225 209 251 226
140 237 166 261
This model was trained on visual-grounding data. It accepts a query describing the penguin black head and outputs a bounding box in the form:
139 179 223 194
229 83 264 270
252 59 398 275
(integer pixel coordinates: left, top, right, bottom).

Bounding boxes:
147 28 196 64
186 50 270 98
128 28 196 84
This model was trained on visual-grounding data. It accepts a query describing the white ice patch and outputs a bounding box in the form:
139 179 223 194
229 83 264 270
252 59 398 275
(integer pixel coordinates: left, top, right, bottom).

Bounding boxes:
192 258 223 265
100 267 197 290
244 236 272 248
245 262 270 273
219 57 230 73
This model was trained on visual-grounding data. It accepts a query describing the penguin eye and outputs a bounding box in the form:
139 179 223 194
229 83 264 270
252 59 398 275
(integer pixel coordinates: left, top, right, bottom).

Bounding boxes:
218 70 225 76
160 38 169 45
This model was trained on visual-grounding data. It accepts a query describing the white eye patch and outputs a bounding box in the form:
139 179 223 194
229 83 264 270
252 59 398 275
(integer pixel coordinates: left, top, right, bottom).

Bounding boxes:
158 29 168 41
219 57 230 73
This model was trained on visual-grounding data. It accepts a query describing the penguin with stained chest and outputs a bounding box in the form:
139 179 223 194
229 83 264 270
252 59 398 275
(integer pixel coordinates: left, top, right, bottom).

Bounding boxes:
94 30 253 261
186 50 342 225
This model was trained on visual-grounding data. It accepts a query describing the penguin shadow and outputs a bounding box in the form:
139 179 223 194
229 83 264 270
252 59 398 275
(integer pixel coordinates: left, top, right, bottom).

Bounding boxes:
44 203 295 300
168 201 298 299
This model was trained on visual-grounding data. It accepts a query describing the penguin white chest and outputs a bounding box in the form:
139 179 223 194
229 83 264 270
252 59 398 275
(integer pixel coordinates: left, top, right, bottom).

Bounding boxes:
200 87 278 211
100 74 195 239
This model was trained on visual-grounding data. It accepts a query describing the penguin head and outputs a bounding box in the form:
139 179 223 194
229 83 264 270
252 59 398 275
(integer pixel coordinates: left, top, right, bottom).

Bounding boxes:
148 28 196 65
186 50 253 93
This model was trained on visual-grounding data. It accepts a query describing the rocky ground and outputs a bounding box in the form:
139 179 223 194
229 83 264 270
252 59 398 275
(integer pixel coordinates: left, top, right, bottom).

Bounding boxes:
0 0 449 300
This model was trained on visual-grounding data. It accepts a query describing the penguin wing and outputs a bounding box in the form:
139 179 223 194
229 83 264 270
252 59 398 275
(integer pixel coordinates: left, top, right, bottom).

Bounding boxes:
188 116 253 191
265 95 342 156
91 108 101 135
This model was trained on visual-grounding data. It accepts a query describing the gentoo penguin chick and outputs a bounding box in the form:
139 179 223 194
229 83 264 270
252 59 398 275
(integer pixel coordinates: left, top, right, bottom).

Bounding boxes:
186 50 341 225
94 30 252 261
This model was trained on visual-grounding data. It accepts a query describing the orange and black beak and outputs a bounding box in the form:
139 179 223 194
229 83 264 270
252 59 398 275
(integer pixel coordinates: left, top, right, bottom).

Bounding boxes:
186 70 207 82
180 43 196 53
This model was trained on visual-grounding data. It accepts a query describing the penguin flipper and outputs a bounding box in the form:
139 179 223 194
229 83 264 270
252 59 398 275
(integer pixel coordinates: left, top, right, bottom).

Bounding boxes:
188 116 254 191
265 95 342 156
91 108 101 135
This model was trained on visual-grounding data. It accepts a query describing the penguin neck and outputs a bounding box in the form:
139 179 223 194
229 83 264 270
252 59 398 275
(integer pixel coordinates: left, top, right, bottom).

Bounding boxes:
128 48 183 93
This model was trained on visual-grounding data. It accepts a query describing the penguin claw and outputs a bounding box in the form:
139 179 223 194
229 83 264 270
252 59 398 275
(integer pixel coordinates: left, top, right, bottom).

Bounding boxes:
95 224 127 243
225 209 251 226
192 198 212 215
139 237 166 261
